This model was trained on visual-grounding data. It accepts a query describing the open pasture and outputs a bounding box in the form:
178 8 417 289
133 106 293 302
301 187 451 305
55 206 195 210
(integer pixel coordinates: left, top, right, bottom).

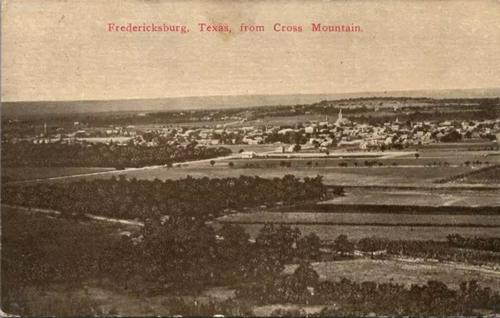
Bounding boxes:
26 165 472 187
217 211 500 226
324 189 500 207
19 165 482 188
221 151 500 168
416 140 496 151
446 165 500 185
2 167 115 182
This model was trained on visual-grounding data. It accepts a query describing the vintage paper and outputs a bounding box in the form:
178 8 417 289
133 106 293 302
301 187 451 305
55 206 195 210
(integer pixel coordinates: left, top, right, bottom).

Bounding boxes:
1 1 500 317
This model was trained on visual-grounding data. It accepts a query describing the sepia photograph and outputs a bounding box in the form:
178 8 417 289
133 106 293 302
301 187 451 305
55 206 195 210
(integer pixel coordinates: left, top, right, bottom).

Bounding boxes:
1 0 500 316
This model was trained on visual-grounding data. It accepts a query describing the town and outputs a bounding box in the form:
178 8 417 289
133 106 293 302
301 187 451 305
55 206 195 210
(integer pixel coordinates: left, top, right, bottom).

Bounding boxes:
4 99 499 154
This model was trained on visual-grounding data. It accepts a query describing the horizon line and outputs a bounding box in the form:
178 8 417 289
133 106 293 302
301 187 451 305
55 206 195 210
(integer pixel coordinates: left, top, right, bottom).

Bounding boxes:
3 87 500 104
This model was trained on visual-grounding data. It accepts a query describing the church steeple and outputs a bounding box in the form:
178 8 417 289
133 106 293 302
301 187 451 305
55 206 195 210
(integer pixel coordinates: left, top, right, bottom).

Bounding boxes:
334 108 346 127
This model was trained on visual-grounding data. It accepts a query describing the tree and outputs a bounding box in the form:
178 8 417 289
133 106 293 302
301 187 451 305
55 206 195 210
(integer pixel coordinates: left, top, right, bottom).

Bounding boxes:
293 263 319 288
293 144 301 152
297 233 321 260
228 162 234 168
333 235 353 257
217 224 251 283
256 224 301 263
415 153 420 159
218 224 250 247
357 238 380 258
440 130 462 143
332 186 345 196
210 160 216 167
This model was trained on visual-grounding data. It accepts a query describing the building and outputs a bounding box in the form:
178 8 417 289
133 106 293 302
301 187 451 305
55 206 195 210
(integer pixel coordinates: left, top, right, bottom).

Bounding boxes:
240 151 256 158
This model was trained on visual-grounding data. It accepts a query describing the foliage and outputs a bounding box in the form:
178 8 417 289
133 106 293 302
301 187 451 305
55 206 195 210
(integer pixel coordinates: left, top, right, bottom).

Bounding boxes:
297 233 322 261
2 141 232 168
446 234 500 252
332 235 354 257
2 174 327 221
162 298 254 317
241 269 500 316
384 238 500 264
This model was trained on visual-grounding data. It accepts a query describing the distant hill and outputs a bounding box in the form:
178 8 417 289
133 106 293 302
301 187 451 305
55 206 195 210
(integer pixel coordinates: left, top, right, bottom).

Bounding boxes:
2 88 499 118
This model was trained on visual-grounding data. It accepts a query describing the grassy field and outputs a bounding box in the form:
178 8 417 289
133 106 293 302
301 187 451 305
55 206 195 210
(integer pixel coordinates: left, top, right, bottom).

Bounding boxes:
218 211 500 226
285 259 500 292
2 167 115 182
32 165 479 187
223 151 500 168
448 165 500 185
323 189 500 207
416 140 496 151
218 223 500 241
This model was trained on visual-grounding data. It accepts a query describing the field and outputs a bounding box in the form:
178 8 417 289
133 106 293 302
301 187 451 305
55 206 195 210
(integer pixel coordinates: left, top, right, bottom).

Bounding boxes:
218 211 500 226
322 189 500 207
24 165 486 188
416 140 497 151
223 151 499 168
285 259 500 292
446 164 500 185
217 223 500 241
2 167 115 182
3 140 499 188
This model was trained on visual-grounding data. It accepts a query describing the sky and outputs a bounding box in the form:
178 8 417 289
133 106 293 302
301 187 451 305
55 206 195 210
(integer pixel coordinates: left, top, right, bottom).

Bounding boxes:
2 0 500 102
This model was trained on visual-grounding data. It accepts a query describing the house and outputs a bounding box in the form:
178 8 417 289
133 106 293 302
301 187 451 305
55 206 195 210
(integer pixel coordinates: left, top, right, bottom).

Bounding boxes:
278 128 294 135
240 151 256 158
305 126 315 134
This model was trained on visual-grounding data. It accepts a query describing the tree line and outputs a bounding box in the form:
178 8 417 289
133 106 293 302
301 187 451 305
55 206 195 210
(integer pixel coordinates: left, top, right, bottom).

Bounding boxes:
1 175 328 221
262 277 500 317
323 235 500 265
1 141 232 168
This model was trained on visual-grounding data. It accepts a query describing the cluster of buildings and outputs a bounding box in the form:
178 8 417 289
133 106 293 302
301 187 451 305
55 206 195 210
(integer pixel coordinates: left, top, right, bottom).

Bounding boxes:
170 110 500 152
7 110 500 151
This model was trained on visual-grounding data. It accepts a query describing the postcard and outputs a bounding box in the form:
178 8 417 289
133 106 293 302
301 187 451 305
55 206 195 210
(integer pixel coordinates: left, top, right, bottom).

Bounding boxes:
1 0 500 317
